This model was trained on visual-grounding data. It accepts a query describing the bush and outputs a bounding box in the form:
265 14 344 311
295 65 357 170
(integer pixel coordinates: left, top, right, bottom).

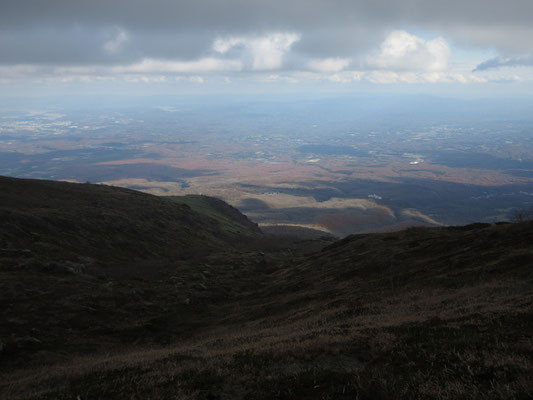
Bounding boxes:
509 207 533 222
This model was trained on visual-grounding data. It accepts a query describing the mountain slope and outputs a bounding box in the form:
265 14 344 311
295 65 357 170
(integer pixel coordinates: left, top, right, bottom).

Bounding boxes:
0 176 263 272
166 194 262 237
0 176 270 371
0 177 532 399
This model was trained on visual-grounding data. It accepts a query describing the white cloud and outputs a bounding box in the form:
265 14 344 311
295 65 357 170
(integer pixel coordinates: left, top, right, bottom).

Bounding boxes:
366 71 399 83
450 74 488 84
422 72 443 83
124 75 166 83
141 76 166 83
175 75 204 84
188 76 204 84
363 70 493 84
367 30 450 72
2 25 532 88
103 28 129 54
397 72 419 83
451 73 468 84
327 71 363 83
0 57 240 84
262 74 281 82
212 37 241 54
213 32 300 70
308 58 351 72
0 64 41 78
114 58 242 74
258 73 300 84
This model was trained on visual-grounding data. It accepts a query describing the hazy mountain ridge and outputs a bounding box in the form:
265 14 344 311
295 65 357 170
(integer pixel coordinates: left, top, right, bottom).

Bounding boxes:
1 177 532 399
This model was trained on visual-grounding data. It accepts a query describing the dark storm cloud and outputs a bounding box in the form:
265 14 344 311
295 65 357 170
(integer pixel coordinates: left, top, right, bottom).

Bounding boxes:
474 56 533 72
0 0 532 66
2 0 531 29
0 26 135 65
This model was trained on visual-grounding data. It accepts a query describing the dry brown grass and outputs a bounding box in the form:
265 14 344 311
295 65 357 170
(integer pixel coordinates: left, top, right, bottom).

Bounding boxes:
1 178 532 399
3 272 531 399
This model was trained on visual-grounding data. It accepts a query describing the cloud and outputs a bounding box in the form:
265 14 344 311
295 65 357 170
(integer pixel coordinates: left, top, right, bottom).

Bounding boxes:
366 30 450 72
422 72 444 83
2 1 532 68
0 57 241 83
473 55 533 71
114 58 243 74
103 28 129 54
214 33 300 70
308 58 351 72
176 75 204 84
1 1 533 88
363 71 489 84
366 71 400 84
327 71 362 83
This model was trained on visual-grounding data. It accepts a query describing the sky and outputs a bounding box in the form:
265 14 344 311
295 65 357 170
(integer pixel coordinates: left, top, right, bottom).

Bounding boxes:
1 0 533 97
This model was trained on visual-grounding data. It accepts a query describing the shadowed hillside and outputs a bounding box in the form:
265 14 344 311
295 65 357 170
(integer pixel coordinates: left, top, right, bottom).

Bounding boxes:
0 176 262 266
0 177 532 399
166 195 262 237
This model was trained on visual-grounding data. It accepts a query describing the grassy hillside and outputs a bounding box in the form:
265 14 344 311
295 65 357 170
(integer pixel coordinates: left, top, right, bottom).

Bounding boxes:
0 177 532 399
0 176 260 267
166 195 262 237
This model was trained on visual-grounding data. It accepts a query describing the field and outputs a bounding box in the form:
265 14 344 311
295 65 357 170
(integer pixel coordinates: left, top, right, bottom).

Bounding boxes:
2 98 533 236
